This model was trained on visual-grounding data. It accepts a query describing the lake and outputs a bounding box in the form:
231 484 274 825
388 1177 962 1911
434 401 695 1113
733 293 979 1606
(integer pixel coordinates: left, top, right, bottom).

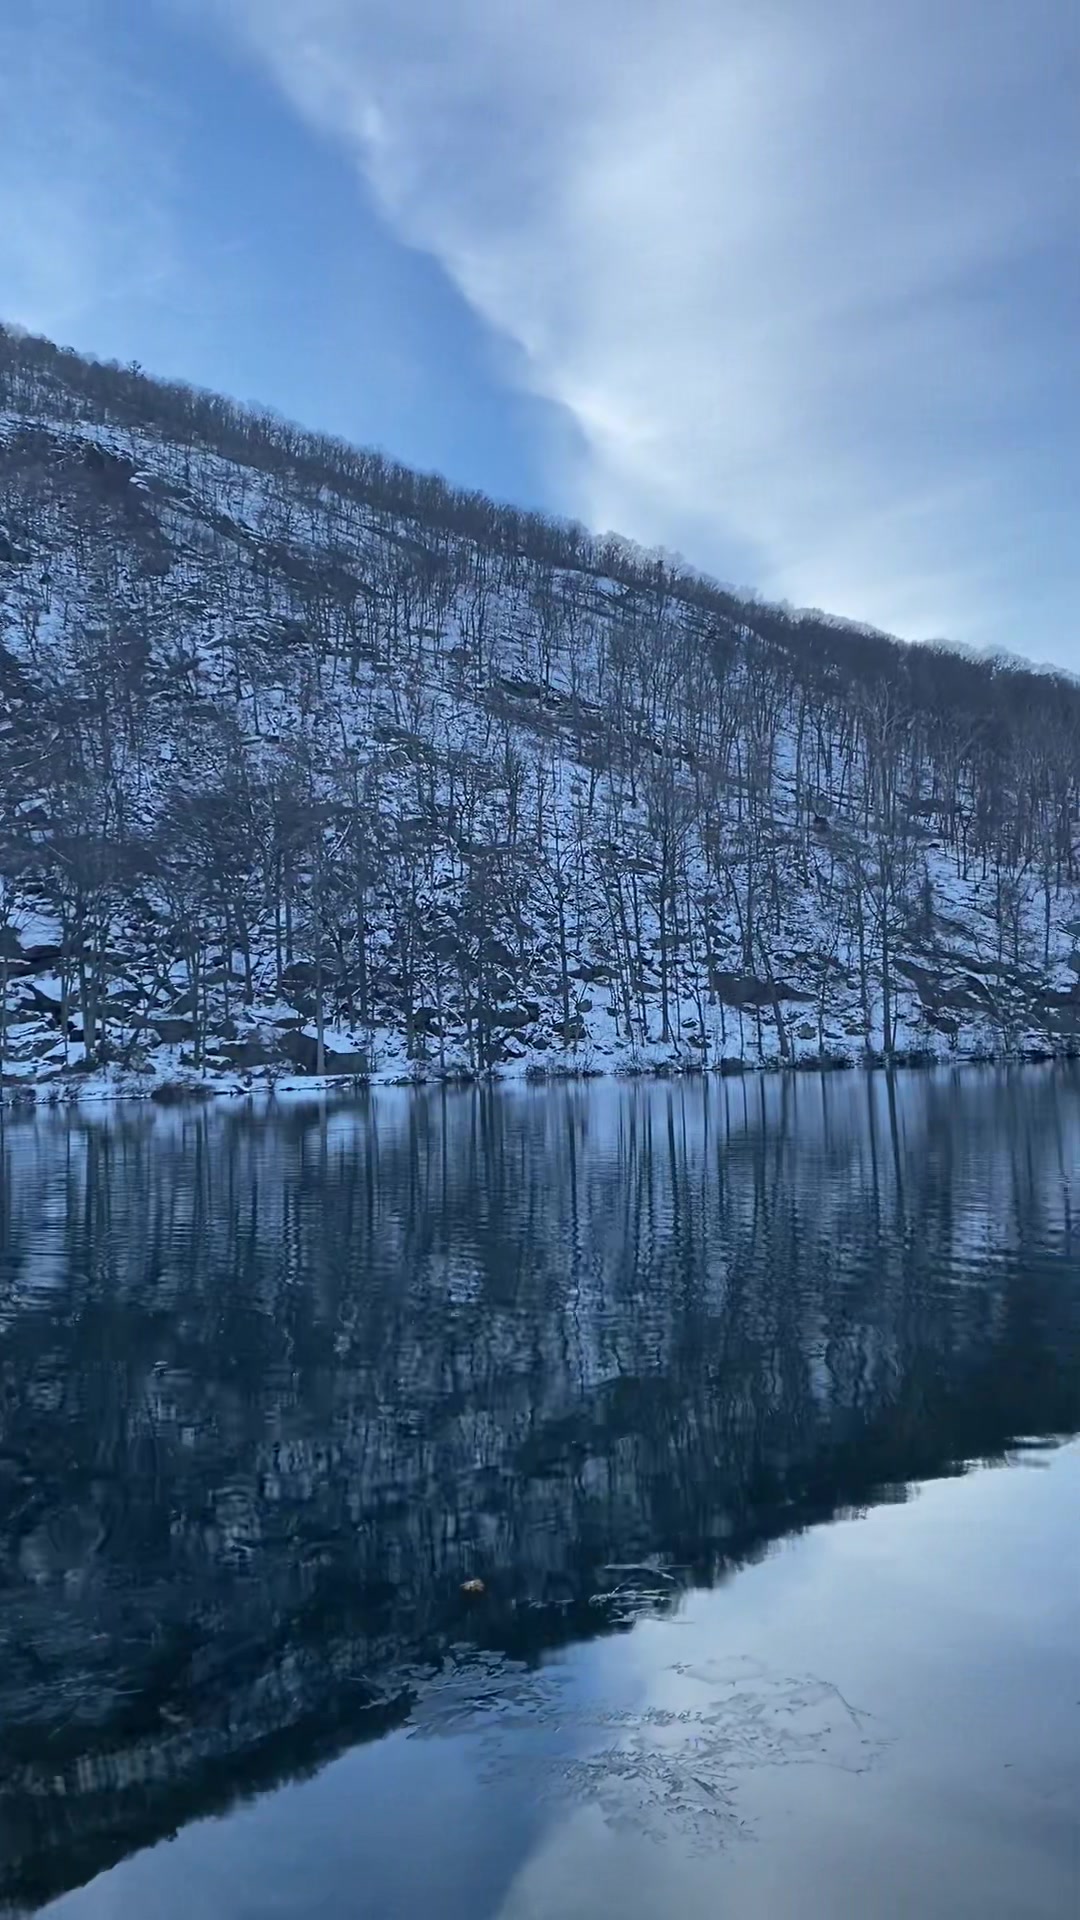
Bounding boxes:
1 1069 1078 1918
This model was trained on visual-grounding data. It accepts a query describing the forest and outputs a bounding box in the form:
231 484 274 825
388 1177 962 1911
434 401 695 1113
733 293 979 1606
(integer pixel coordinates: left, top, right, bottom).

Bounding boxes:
1 321 1079 1092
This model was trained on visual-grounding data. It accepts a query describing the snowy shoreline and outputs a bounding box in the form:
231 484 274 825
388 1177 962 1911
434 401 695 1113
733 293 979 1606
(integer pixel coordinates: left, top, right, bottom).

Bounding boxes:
2 1037 1073 1110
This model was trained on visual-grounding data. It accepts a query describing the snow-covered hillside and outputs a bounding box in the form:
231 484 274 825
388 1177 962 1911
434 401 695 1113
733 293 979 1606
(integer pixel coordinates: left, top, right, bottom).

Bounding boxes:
1 324 1079 1099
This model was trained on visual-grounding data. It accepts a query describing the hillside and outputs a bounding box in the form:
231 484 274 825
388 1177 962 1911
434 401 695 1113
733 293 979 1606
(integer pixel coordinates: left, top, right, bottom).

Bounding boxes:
1 322 1079 1097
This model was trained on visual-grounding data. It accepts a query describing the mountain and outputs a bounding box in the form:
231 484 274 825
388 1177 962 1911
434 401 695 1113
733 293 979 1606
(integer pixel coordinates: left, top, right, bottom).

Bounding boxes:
1 322 1079 1098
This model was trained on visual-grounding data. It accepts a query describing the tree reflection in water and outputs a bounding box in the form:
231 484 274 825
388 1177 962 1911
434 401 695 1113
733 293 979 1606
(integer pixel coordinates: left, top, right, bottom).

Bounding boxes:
0 1067 1077 1908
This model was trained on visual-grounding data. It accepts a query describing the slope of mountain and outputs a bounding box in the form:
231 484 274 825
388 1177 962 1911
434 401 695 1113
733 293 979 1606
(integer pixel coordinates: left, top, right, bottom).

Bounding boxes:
1 323 1078 1096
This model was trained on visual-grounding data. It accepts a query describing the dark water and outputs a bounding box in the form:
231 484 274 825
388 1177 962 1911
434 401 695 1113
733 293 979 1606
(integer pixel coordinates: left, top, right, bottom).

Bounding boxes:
1 1070 1078 1918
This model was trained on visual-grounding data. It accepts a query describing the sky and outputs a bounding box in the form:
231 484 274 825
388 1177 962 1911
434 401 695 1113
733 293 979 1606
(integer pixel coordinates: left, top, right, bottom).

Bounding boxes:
1 1 1076 665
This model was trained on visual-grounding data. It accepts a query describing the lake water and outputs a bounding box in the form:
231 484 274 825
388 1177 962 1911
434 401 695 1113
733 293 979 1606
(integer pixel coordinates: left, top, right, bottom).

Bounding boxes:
1 1069 1078 1918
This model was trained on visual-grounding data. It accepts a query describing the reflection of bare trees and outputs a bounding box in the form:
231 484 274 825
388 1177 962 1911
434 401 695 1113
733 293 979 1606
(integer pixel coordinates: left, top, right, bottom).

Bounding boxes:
0 1072 1078 1905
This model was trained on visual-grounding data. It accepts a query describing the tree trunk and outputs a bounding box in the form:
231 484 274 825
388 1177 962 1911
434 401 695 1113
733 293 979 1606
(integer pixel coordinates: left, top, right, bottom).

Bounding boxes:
315 955 326 1075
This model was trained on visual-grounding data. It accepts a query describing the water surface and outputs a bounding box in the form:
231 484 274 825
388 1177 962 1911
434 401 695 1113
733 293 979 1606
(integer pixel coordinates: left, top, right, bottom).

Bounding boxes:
1 1069 1078 1916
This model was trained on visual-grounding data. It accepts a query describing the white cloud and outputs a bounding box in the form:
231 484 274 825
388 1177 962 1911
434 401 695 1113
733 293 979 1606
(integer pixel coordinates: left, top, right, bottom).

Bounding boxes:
176 4 1080 647
0 2 178 340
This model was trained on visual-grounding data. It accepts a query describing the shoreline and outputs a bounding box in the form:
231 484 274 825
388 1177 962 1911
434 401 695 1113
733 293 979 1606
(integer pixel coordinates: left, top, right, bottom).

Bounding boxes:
2 1041 1074 1111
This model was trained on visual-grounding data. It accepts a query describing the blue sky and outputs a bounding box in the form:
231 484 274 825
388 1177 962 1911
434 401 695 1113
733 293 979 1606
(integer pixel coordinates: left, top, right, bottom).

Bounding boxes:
1 1 1076 666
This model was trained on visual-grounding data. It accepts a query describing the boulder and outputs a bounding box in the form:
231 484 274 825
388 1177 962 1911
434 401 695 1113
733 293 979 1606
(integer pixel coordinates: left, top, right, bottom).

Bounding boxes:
150 1018 195 1046
280 962 318 994
709 971 809 1007
4 1036 63 1063
478 1005 534 1030
324 1048 370 1075
24 985 64 1021
217 1038 278 1070
278 1030 370 1075
22 943 65 970
279 1029 318 1073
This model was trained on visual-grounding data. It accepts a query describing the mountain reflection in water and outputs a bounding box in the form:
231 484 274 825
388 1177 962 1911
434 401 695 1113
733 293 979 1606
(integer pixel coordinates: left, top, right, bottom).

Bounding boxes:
0 1067 1078 1912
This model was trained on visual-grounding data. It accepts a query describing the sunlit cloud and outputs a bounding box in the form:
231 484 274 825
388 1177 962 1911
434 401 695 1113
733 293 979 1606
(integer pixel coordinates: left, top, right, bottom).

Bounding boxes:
201 0 1076 650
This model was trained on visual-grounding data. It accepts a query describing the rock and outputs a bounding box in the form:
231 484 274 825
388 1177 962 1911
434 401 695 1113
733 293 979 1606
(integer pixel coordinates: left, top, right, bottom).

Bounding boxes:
480 938 516 968
217 1038 278 1070
83 443 136 486
280 963 318 995
4 1036 63 1062
150 1018 195 1045
0 1076 36 1099
1043 985 1080 1010
278 1030 370 1075
709 971 810 1007
495 674 544 702
324 1049 370 1075
101 990 143 1013
22 943 65 970
24 986 64 1022
279 1029 318 1073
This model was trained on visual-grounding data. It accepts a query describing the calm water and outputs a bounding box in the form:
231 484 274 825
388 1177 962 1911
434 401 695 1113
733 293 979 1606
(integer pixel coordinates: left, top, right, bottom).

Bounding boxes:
1 1070 1078 1918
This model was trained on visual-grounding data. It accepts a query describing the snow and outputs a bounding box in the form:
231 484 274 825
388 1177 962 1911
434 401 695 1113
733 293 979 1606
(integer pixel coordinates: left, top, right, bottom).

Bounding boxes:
2 364 1079 1107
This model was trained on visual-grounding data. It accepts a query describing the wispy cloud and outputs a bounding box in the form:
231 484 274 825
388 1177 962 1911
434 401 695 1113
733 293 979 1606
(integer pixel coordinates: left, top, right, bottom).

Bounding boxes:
203 0 1077 651
0 1 178 340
